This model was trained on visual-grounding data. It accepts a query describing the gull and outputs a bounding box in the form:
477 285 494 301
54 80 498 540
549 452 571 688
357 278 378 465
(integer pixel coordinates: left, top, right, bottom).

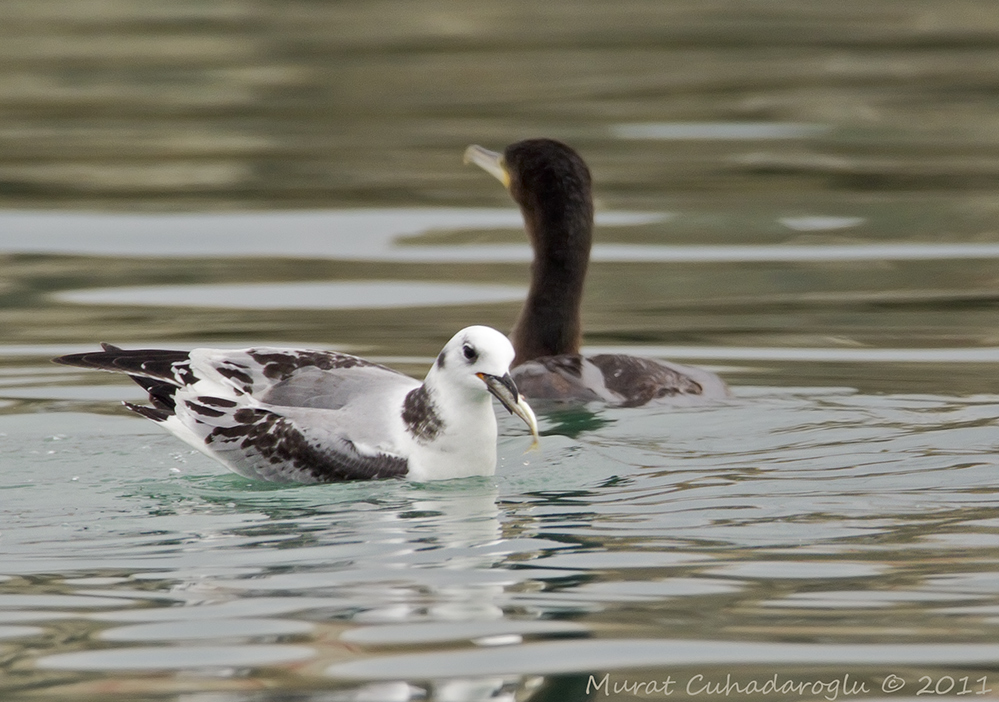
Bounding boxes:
54 326 539 482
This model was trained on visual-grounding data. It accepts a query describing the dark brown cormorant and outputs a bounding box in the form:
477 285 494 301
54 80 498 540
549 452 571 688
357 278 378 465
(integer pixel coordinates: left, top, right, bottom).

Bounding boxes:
465 138 728 407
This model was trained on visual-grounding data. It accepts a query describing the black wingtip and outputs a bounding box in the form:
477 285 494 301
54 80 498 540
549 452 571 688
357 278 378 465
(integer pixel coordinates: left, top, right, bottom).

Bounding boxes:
52 352 89 367
52 349 107 369
123 401 170 422
51 345 190 377
53 343 123 367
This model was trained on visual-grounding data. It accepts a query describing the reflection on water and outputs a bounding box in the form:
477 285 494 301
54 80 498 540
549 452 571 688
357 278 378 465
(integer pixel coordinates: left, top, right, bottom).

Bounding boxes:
581 345 999 363
778 216 865 231
611 122 831 141
6 208 999 262
0 208 664 261
54 280 527 310
323 639 999 680
4 0 999 699
37 645 317 672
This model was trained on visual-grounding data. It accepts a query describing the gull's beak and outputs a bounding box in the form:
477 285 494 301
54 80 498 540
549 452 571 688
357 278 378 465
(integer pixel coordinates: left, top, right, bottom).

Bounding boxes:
463 144 511 189
477 372 540 449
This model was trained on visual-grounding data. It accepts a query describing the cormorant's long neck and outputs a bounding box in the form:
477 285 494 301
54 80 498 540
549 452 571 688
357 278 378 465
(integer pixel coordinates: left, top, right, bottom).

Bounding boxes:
511 199 593 365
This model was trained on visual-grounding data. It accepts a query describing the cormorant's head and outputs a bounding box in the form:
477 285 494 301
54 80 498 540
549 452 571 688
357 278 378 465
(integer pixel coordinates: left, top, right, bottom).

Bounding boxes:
502 139 591 214
464 138 594 249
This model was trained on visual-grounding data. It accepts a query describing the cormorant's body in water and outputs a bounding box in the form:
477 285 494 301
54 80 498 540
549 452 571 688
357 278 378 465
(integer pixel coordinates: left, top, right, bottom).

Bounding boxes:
465 138 728 407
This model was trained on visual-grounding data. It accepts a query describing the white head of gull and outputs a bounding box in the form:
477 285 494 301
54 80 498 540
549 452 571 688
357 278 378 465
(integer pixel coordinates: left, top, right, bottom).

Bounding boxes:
53 325 539 483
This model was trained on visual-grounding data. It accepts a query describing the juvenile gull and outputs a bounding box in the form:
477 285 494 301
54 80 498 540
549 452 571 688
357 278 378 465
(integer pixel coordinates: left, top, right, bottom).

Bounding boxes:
53 326 539 483
465 138 729 407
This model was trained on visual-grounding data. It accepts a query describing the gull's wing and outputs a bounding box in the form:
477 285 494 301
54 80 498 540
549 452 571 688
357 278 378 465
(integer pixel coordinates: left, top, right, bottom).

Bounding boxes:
170 396 411 483
188 347 412 407
54 345 412 411
55 345 420 482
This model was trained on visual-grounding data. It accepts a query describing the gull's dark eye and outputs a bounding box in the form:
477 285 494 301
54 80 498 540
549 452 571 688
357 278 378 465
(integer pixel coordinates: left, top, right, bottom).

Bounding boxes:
462 343 478 362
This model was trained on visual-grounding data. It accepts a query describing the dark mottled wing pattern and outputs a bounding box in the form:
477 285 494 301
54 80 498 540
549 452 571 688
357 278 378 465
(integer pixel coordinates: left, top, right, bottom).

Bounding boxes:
588 354 704 407
247 349 384 381
209 348 406 409
54 345 414 482
513 353 723 407
192 403 408 483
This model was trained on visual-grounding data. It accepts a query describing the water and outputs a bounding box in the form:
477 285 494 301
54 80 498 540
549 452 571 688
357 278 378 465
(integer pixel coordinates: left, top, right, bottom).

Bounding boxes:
3 1 999 700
